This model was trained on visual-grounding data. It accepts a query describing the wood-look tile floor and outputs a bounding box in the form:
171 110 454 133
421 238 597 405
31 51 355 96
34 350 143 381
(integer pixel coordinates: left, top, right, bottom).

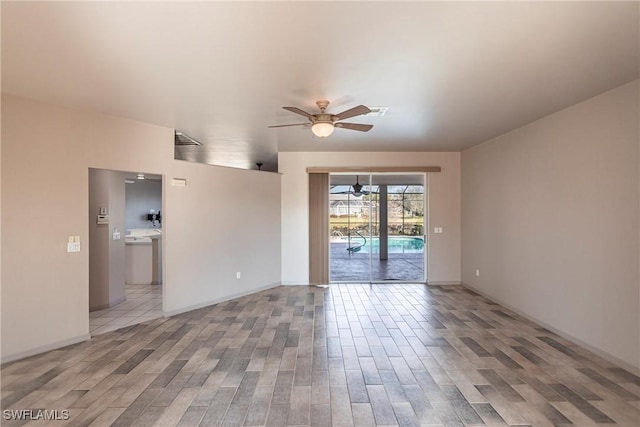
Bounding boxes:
2 284 639 426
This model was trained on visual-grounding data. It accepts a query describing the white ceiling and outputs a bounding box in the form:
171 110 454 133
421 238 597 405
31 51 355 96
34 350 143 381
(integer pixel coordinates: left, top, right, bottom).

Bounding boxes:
2 1 638 172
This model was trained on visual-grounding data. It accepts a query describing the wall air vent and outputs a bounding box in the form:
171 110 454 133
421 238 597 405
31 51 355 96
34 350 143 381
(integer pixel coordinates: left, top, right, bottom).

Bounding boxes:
175 131 202 146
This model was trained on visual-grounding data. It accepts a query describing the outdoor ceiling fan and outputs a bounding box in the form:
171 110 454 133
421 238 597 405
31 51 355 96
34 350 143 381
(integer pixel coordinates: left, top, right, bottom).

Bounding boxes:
351 175 370 197
268 100 373 138
332 176 370 197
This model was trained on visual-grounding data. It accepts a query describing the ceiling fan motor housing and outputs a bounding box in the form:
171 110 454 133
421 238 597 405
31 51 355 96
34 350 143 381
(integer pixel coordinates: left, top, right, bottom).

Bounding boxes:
312 113 334 124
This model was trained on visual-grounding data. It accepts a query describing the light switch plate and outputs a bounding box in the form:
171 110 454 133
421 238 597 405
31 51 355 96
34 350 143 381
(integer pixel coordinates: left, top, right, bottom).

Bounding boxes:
434 227 443 234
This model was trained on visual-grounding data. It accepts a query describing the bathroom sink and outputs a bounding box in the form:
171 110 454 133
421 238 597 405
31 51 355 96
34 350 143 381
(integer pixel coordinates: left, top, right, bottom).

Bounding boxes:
125 236 152 244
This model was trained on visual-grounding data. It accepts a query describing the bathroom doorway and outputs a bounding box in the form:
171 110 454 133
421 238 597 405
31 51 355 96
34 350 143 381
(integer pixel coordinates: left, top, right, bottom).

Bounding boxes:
88 168 164 335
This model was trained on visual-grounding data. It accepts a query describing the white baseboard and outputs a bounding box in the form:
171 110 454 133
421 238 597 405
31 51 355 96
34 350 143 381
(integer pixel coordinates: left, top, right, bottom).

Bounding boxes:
1 334 91 365
163 282 282 317
90 303 110 312
428 281 462 286
281 281 309 286
109 295 127 307
90 295 127 312
461 282 640 376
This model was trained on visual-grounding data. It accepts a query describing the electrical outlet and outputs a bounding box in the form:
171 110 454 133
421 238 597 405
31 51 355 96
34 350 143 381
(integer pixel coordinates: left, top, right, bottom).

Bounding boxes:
113 231 121 240
67 236 81 252
67 242 81 253
475 269 480 277
434 227 443 234
236 272 241 279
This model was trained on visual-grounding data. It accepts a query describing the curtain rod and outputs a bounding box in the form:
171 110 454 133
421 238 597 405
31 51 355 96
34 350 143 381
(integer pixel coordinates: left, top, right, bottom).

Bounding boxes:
306 166 441 173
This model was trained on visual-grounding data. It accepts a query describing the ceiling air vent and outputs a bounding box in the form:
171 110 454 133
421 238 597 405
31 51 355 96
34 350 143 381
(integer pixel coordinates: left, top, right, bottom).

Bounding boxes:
175 131 202 146
365 107 389 117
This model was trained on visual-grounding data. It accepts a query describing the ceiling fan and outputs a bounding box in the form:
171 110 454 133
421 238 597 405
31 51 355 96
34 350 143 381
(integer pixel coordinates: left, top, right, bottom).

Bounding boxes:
332 176 370 197
269 100 373 137
351 175 370 197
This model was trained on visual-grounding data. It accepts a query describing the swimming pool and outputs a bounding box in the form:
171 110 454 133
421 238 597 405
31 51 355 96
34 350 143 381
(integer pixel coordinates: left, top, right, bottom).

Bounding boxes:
335 236 424 253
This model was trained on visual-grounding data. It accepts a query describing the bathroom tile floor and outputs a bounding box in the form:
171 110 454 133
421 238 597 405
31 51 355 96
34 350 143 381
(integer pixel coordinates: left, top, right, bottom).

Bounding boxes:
89 283 162 335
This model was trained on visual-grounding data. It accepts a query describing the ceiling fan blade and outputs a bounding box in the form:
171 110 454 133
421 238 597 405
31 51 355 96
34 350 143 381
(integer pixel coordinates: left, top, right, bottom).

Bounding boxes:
334 105 371 120
268 123 309 128
335 122 374 132
283 106 313 119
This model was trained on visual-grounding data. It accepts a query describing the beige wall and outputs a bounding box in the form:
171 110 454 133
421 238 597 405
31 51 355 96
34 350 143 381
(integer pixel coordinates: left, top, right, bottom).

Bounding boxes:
279 152 461 284
461 80 639 372
107 170 126 305
1 94 281 362
88 168 127 310
163 159 281 313
89 169 112 309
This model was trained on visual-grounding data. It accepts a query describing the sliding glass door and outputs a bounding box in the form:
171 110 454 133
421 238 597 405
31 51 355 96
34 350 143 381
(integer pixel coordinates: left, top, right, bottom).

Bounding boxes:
329 173 427 283
370 174 426 281
328 175 373 281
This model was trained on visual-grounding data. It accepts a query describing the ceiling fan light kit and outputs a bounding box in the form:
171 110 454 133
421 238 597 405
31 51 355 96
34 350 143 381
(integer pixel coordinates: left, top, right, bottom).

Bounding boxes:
269 99 374 138
311 122 334 138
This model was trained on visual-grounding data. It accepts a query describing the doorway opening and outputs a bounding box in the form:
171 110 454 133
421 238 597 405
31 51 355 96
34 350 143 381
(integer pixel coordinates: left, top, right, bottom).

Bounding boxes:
329 173 427 283
88 168 164 335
